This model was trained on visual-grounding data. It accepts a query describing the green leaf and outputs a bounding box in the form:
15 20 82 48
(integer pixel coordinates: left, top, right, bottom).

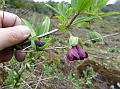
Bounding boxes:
46 3 60 15
69 34 79 46
71 0 94 13
71 0 108 13
25 63 34 72
35 16 50 35
89 0 108 12
28 13 36 27
21 19 36 37
57 23 68 32
72 16 96 26
77 22 90 27
97 12 120 17
56 15 65 21
78 38 84 48
57 1 68 19
88 30 103 43
46 2 71 20
71 0 77 11
72 11 120 27
21 19 37 50
66 7 73 18
95 0 108 9
5 70 15 85
31 36 39 40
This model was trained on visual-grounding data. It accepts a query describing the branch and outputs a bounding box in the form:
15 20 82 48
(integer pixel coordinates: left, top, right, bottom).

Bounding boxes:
23 32 119 52
67 12 80 28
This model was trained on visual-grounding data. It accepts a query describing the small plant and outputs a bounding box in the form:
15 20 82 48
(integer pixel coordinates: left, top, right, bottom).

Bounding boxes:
107 47 120 53
80 67 96 87
58 67 96 89
88 29 104 44
0 0 5 9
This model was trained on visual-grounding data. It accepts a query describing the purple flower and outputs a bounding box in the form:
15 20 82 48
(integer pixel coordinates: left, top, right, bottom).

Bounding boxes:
67 44 88 61
34 40 45 47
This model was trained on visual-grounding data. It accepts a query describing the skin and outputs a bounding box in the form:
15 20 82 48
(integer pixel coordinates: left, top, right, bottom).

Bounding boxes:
0 11 30 62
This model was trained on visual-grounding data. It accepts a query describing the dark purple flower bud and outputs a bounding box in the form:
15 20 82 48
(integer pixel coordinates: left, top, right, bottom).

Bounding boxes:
34 40 45 47
15 50 26 62
67 44 88 61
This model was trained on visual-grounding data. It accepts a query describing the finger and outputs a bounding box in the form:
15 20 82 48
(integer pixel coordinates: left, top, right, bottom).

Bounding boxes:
0 47 14 63
0 11 21 27
0 25 30 50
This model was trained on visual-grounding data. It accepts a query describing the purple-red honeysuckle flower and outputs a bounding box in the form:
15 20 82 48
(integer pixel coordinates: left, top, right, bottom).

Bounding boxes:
67 44 88 61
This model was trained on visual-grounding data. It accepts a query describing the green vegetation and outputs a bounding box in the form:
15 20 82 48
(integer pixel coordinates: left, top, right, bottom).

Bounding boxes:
4 0 57 14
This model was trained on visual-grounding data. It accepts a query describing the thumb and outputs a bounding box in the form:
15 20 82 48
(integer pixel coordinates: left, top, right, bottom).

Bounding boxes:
0 25 30 50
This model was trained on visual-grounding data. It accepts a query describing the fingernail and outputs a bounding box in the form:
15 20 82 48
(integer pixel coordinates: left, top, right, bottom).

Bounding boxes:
21 27 30 37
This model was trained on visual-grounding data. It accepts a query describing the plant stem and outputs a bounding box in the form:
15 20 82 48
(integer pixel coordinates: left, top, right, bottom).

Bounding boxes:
67 12 80 28
44 46 68 50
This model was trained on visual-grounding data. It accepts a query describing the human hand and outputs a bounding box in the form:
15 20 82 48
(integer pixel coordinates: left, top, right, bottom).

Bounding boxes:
0 11 30 62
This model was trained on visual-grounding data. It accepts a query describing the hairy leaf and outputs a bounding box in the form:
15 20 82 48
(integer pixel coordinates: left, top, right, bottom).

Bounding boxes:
72 16 96 26
21 19 37 50
71 0 94 13
36 16 50 35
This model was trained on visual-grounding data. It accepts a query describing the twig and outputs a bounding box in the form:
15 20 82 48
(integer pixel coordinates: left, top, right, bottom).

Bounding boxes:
21 79 33 89
22 50 34 53
35 75 42 89
16 76 56 86
44 46 68 50
38 76 56 82
37 29 58 38
35 76 56 89
23 45 31 51
103 33 119 38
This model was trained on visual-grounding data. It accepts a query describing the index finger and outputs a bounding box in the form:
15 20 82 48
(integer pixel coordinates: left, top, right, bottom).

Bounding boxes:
0 11 21 28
